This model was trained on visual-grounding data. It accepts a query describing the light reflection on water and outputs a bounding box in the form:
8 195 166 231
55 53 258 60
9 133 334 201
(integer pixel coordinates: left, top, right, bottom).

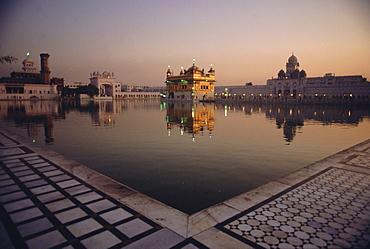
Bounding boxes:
1 100 370 214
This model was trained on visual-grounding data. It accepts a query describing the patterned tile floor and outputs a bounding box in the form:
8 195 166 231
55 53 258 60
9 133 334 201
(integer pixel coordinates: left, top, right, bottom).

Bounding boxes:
217 167 370 248
1 130 370 249
0 132 206 249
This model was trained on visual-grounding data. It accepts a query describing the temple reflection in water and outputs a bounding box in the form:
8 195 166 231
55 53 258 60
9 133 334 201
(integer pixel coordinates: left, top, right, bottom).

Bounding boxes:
0 100 369 144
218 103 370 143
164 102 215 140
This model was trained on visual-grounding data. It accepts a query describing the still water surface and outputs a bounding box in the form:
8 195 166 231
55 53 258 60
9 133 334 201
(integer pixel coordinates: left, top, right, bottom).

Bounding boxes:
1 100 370 214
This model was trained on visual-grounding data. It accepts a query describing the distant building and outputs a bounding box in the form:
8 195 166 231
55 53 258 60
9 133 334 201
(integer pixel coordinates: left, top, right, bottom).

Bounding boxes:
165 60 216 101
119 84 164 98
0 53 63 99
215 54 370 100
65 81 88 89
90 71 121 99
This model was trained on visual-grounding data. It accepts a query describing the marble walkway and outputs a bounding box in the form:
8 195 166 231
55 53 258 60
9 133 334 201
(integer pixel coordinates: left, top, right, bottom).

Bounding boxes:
0 128 369 249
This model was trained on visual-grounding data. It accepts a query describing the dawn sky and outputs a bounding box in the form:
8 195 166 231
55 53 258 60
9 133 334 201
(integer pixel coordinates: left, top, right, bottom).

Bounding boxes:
1 0 369 86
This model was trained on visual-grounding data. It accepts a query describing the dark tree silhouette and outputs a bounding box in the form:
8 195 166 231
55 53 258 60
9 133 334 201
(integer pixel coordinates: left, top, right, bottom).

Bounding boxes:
0 55 18 64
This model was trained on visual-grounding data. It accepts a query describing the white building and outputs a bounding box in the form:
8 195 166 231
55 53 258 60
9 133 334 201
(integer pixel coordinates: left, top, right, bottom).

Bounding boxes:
89 71 122 99
120 84 165 98
215 54 370 100
65 81 88 89
0 53 62 99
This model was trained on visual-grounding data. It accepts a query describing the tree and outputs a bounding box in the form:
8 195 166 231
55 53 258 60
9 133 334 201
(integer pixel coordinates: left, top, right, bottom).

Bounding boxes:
245 82 253 86
0 55 18 64
86 84 99 97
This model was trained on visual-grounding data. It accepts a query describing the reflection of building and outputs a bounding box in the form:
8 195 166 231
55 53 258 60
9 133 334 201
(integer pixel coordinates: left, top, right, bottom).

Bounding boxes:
215 54 370 99
166 102 214 139
90 71 121 99
0 101 65 144
165 60 216 101
89 100 115 127
216 103 370 143
0 53 64 99
266 105 304 143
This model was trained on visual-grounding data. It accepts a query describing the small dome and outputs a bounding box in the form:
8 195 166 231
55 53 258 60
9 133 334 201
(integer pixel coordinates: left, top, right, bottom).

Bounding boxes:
22 53 37 72
23 54 34 64
179 67 184 75
208 64 215 73
166 65 172 75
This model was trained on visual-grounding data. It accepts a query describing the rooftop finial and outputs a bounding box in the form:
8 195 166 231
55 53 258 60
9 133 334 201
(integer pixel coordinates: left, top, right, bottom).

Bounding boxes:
192 58 195 65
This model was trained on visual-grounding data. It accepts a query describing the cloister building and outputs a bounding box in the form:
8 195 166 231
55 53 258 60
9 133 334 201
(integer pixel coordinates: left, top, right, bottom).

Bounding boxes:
215 54 370 100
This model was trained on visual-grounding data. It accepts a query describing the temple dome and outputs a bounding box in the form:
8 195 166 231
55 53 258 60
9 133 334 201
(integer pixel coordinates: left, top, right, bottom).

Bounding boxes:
186 64 203 74
288 53 298 63
187 65 198 71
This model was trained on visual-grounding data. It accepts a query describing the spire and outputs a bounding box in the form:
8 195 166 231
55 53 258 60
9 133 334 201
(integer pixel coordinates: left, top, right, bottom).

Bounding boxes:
192 58 195 65
166 65 172 76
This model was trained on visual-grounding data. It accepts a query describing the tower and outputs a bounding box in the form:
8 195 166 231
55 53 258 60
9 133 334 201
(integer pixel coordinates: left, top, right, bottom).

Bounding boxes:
40 53 51 84
22 53 37 73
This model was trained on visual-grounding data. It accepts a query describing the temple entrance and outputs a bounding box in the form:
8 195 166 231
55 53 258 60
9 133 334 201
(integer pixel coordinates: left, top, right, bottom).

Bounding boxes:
99 84 113 97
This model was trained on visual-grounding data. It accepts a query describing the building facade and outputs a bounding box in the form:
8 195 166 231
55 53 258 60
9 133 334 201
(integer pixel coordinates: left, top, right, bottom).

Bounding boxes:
0 53 63 99
120 84 165 98
89 71 122 99
165 60 216 101
215 54 370 100
64 81 89 89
